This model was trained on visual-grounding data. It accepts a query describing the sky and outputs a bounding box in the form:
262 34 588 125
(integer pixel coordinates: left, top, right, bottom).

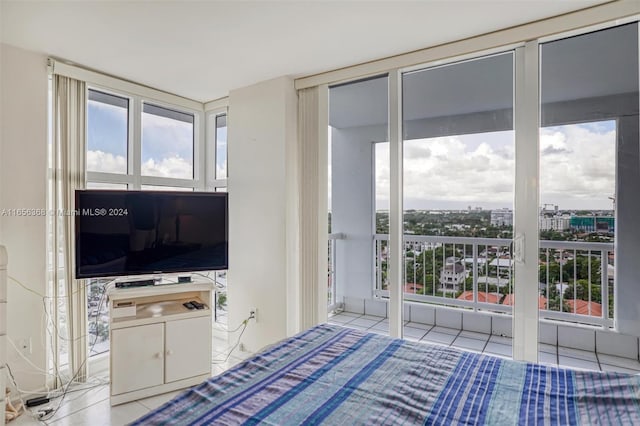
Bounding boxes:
370 121 616 211
87 100 209 180
89 97 615 212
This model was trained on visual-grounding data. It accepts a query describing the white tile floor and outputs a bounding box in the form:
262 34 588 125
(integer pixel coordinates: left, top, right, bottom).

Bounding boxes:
9 315 640 425
328 312 640 374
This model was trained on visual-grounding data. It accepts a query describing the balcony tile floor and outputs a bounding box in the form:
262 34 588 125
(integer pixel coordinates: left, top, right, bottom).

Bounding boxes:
328 312 640 374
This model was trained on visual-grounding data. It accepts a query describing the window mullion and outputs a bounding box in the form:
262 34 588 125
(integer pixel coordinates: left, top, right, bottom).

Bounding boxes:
513 42 540 363
388 70 403 339
131 96 142 190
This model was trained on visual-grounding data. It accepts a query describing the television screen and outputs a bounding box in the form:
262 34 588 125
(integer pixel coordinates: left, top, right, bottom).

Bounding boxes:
75 190 228 279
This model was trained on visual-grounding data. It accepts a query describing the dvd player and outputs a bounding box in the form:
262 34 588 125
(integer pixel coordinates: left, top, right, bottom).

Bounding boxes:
115 279 156 289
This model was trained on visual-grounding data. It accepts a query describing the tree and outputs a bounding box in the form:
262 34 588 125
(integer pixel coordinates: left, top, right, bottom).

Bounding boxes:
564 279 601 303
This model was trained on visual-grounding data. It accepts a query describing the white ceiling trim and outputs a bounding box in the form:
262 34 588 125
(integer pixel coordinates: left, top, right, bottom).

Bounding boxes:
51 59 203 111
295 0 640 89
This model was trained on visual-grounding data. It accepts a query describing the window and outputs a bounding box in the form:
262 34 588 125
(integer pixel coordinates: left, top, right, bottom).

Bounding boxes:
401 52 515 307
140 185 194 191
85 88 207 358
205 111 228 323
142 103 194 179
87 90 129 174
325 20 640 359
215 114 227 180
538 23 638 331
329 75 389 333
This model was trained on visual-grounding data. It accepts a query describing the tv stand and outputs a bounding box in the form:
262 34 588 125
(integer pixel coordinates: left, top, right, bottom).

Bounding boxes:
107 281 214 405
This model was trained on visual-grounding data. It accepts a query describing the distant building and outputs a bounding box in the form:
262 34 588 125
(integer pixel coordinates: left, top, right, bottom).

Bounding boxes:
439 259 467 293
405 241 440 253
490 209 513 227
570 216 615 234
489 256 513 268
539 215 571 231
404 283 424 294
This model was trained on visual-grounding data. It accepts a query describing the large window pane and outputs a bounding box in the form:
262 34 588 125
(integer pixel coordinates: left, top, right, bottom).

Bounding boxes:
329 76 389 335
539 23 638 333
86 182 127 190
88 279 110 356
402 53 515 319
140 185 194 191
87 90 128 174
216 114 227 179
142 103 194 179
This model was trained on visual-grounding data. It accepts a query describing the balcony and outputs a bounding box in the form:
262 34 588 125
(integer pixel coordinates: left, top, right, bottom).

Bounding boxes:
328 233 640 373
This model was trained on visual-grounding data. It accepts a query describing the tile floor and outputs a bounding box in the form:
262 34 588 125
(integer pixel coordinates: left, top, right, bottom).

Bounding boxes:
9 315 640 425
328 311 640 374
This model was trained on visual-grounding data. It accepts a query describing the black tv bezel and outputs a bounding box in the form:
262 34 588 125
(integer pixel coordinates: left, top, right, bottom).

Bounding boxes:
74 189 228 279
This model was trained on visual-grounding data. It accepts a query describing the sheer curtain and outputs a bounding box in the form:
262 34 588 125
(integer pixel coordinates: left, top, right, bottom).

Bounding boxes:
297 86 329 329
51 74 87 383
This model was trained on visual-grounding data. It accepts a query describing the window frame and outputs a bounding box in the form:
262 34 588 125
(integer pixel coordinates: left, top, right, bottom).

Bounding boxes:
83 85 222 367
205 108 228 191
86 83 206 191
326 16 639 363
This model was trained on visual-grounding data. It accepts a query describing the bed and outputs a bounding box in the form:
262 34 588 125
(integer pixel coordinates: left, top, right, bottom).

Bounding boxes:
132 323 640 425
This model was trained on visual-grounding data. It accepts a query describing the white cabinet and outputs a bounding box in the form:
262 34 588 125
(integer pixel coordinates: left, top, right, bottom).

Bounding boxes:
165 316 211 383
111 323 165 395
108 282 213 405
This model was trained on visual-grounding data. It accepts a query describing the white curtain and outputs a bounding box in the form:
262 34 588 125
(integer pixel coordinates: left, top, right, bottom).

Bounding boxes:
297 86 329 329
52 75 87 383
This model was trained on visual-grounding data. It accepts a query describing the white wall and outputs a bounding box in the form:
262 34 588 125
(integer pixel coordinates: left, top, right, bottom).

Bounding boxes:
0 43 49 391
227 76 298 352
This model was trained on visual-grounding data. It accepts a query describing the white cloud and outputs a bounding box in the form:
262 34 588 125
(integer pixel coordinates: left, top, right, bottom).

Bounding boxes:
87 150 127 174
142 156 193 179
540 124 615 209
216 163 227 180
373 122 615 210
377 132 516 210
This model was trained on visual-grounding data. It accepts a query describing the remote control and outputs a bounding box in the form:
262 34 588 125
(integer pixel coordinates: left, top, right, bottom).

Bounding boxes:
183 302 196 310
191 300 205 310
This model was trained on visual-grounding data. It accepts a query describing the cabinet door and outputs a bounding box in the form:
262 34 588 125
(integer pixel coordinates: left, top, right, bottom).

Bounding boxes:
111 323 164 395
165 316 211 383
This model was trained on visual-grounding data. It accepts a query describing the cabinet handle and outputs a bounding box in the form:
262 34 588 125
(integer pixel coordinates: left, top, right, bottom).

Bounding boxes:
166 350 174 356
154 352 163 359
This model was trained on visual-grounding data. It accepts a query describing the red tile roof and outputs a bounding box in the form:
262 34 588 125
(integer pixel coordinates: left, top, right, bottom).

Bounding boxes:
566 300 602 317
457 291 501 304
502 294 547 310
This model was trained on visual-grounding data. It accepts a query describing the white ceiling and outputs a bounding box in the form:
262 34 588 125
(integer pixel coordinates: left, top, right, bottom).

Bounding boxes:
1 1 609 103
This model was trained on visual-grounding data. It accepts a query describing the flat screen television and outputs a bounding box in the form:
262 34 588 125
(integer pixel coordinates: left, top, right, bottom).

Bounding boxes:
75 190 228 279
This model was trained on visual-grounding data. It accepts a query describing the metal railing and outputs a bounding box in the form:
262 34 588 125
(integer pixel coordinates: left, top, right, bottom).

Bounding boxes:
329 233 615 327
327 233 345 311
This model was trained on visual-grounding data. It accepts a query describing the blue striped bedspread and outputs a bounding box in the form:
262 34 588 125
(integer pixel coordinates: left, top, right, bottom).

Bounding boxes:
133 324 640 425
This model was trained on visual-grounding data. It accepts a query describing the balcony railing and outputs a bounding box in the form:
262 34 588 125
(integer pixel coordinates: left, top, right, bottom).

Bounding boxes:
327 233 344 311
329 233 614 328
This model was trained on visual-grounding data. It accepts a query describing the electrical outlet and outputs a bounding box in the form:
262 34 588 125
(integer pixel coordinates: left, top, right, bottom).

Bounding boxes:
249 307 257 322
18 337 32 355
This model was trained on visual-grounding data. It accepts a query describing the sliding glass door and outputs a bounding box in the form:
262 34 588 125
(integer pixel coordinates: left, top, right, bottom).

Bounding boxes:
324 20 639 360
328 76 390 336
401 53 516 350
